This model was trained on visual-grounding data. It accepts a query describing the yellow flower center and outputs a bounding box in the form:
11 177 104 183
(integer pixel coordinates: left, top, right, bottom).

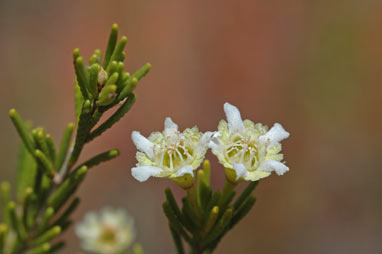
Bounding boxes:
225 136 261 170
158 139 194 170
99 227 117 245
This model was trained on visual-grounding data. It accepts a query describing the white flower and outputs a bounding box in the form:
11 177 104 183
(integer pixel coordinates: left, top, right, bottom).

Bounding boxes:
209 103 290 182
131 117 213 187
75 207 135 254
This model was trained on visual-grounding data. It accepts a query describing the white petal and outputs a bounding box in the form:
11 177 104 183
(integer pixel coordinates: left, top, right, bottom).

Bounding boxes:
208 136 224 155
224 103 244 133
232 163 248 180
177 165 194 177
259 123 289 147
196 131 214 154
259 160 289 175
131 166 162 182
131 131 154 159
164 117 178 136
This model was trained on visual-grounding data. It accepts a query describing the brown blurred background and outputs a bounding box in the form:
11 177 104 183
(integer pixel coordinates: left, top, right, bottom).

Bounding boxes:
0 0 381 253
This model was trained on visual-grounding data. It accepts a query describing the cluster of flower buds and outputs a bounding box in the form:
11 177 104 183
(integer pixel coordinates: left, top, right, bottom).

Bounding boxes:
73 24 151 109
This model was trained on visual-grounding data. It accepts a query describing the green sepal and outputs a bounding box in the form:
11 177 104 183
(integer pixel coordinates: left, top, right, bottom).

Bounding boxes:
47 166 88 211
56 123 74 170
162 202 193 245
96 84 117 106
35 150 54 177
74 56 90 100
24 243 50 254
89 64 100 98
73 149 120 172
16 141 37 202
103 24 118 69
87 93 136 142
31 226 61 247
0 183 10 226
9 109 35 156
169 224 184 254
233 181 258 210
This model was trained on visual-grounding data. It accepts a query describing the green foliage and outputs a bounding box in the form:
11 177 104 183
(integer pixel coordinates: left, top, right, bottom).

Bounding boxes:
163 160 259 254
0 24 151 253
16 143 36 203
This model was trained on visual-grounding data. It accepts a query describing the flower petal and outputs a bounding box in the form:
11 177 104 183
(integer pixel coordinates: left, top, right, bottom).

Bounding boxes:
164 117 178 136
224 103 244 133
177 165 194 177
208 135 224 155
196 131 214 154
259 123 289 147
131 166 163 182
131 131 154 159
259 160 289 175
232 163 248 180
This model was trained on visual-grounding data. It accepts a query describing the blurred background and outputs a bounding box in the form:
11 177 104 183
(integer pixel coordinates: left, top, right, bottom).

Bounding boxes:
0 0 381 253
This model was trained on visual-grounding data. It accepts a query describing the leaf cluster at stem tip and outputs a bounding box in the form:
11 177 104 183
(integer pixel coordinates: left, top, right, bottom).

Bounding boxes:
163 160 259 254
1 23 151 254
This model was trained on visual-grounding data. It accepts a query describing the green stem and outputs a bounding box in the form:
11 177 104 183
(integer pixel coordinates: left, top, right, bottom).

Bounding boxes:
187 186 201 219
221 181 235 202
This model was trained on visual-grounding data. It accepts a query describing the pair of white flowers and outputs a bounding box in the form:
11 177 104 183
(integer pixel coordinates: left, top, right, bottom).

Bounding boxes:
131 103 290 186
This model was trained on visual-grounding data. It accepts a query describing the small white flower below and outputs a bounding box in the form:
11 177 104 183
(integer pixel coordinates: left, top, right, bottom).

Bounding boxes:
75 207 135 254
